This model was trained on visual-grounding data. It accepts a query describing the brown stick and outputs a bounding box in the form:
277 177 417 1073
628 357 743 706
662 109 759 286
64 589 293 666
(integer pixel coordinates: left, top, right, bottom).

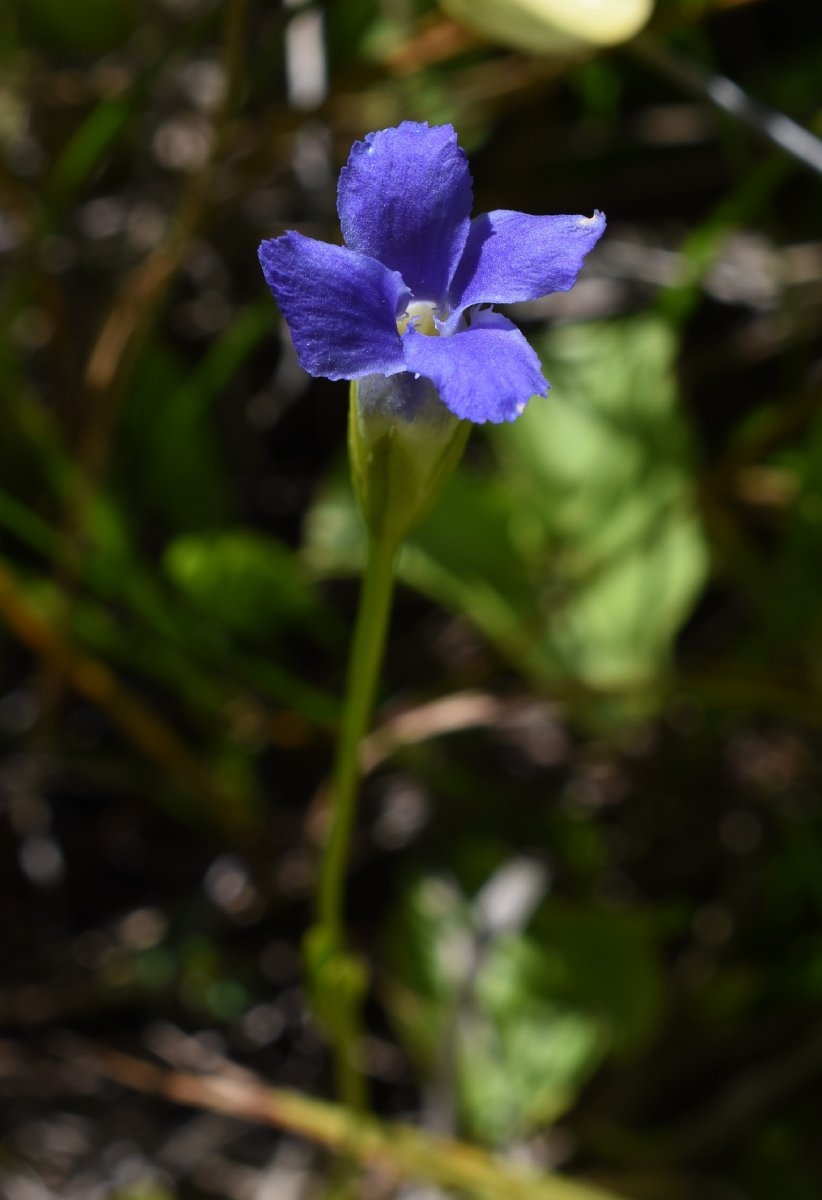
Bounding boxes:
67 1039 628 1200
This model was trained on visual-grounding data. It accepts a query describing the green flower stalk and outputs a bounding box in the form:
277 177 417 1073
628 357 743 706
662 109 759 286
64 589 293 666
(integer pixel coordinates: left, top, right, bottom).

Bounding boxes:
306 375 469 1111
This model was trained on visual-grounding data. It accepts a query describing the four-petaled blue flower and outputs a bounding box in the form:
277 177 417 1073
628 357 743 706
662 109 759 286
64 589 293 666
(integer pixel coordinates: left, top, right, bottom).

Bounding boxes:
259 121 605 424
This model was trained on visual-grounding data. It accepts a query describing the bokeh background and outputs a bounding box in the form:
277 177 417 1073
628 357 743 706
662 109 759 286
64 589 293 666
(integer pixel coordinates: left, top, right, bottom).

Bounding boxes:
1 0 822 1197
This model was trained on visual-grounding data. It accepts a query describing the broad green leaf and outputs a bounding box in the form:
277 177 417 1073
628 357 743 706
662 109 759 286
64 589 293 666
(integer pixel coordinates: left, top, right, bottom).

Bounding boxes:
405 469 551 673
301 464 368 577
163 527 321 642
462 934 604 1143
531 901 663 1053
494 317 706 690
382 874 651 1145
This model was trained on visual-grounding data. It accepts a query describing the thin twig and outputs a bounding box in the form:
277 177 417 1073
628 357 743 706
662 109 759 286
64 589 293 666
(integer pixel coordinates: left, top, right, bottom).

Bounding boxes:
62 1039 629 1200
630 33 822 178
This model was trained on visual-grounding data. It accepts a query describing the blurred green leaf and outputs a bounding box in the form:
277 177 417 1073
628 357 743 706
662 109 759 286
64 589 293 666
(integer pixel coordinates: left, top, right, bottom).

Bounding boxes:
382 874 471 1071
383 873 661 1145
406 467 551 669
15 0 137 55
463 934 604 1143
532 901 663 1052
163 527 321 642
492 316 707 690
122 344 228 532
122 303 273 533
0 464 337 725
301 465 366 578
46 98 132 214
768 409 822 650
0 1 18 62
0 485 56 558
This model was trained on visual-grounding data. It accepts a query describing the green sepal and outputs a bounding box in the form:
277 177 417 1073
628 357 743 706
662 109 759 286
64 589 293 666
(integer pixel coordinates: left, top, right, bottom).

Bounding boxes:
348 377 470 544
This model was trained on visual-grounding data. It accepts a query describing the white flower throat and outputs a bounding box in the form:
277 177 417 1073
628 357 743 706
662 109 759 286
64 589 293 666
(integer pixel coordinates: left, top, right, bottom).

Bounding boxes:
396 300 440 337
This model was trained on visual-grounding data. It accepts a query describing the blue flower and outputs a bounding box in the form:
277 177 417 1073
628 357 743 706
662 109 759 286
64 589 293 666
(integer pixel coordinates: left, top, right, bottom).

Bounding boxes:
259 121 605 424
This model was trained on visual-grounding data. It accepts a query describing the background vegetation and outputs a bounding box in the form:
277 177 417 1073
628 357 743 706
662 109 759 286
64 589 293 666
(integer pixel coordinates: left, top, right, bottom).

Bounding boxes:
1 0 821 1197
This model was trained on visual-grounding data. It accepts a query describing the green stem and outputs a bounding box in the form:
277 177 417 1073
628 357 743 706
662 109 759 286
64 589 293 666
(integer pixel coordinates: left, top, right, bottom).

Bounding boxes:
314 530 399 1109
318 532 398 934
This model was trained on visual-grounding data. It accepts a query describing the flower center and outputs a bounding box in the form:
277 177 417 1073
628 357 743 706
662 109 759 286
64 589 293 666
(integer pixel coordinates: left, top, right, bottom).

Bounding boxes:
397 300 439 337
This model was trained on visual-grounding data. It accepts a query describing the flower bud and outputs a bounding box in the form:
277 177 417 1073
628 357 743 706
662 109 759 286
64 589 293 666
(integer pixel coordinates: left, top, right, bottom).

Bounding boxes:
440 0 653 56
